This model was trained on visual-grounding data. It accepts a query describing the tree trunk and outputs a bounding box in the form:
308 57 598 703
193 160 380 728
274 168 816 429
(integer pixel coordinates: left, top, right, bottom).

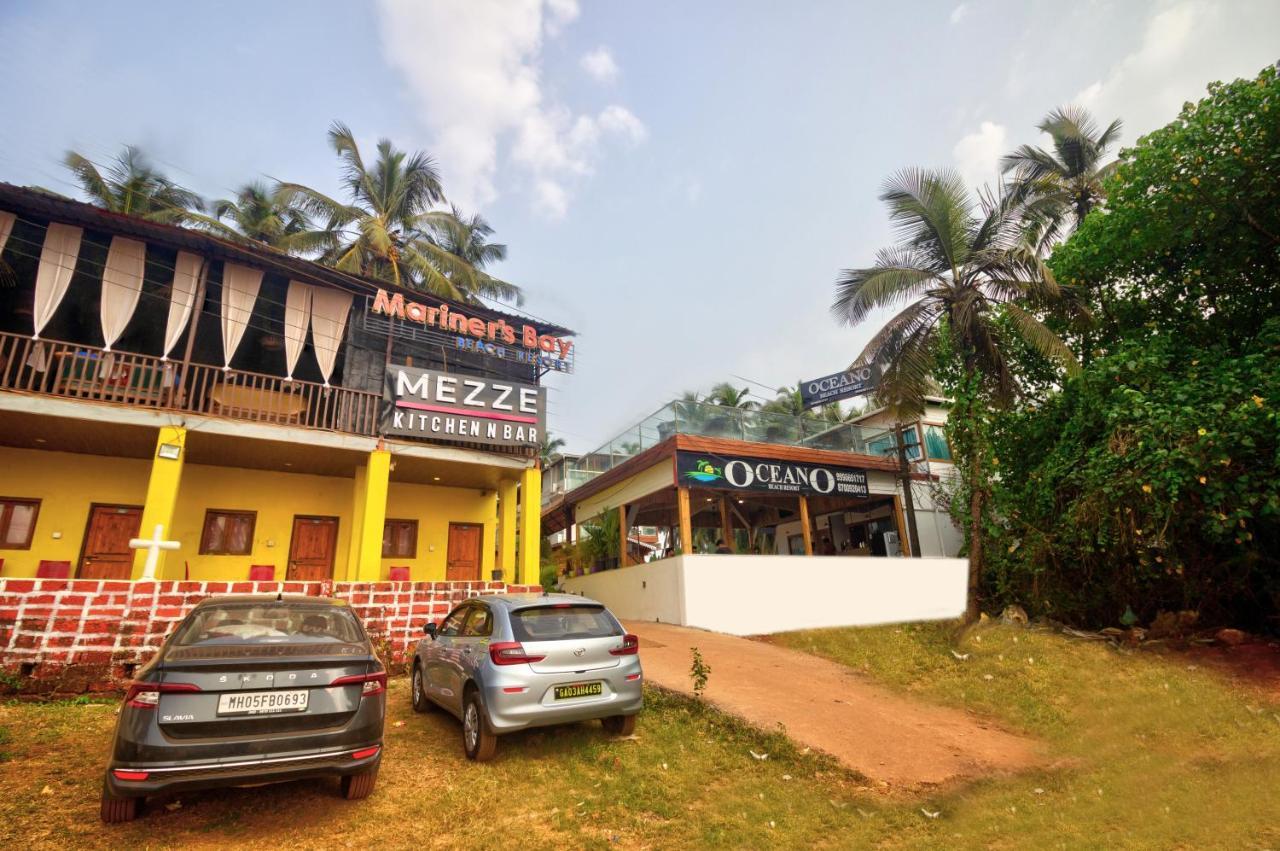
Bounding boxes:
895 423 923 557
965 472 984 623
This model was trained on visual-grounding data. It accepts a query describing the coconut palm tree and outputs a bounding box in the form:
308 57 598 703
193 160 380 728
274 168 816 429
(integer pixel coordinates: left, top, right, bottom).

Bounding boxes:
832 168 1080 620
1000 106 1122 247
707 382 757 410
432 207 507 271
539 434 566 466
63 146 203 223
183 182 329 254
277 122 522 304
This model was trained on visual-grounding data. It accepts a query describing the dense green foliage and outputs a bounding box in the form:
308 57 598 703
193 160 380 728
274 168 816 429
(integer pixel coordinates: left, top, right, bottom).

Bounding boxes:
976 66 1280 628
1053 66 1280 350
985 323 1280 625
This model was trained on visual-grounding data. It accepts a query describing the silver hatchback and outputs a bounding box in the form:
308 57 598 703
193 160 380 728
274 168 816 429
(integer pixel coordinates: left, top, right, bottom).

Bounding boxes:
409 593 643 760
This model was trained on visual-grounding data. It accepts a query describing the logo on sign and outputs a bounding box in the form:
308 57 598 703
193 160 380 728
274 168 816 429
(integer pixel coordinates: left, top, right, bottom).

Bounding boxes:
682 459 724 484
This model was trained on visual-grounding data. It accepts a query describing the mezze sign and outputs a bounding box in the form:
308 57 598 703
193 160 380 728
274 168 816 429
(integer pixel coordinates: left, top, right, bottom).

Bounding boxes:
382 366 546 448
799 363 880 409
676 451 869 498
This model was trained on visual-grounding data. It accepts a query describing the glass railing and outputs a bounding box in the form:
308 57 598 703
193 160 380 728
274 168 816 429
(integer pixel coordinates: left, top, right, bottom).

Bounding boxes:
562 400 898 491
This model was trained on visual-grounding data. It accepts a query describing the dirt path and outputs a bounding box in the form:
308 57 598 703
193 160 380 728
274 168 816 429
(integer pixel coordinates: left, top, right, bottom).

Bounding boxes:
626 621 1042 789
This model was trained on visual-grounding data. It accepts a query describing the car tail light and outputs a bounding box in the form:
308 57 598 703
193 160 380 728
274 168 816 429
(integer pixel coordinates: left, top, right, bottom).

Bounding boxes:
625 673 642 681
111 769 150 781
350 746 380 760
123 681 200 709
502 686 528 694
330 672 387 697
610 634 640 656
489 641 546 666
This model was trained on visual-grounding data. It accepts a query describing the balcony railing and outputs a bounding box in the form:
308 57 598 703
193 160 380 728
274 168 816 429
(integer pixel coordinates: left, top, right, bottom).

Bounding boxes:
0 331 381 437
565 399 899 485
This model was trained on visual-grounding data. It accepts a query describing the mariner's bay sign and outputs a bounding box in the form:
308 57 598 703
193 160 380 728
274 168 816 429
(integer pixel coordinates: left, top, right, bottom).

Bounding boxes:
382 365 546 448
675 451 869 498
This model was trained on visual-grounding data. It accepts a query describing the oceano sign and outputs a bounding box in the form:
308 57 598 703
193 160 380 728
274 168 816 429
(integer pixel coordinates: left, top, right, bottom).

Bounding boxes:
799 364 880 408
676 451 869 498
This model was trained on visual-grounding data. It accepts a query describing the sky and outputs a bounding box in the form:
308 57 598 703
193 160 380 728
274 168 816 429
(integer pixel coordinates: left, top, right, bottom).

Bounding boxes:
1 0 1277 452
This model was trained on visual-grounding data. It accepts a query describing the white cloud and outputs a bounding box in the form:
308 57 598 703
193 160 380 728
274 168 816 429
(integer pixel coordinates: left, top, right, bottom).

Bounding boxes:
597 105 647 144
949 3 969 24
580 46 619 83
1073 1 1280 138
533 179 569 219
375 0 645 218
952 120 1007 191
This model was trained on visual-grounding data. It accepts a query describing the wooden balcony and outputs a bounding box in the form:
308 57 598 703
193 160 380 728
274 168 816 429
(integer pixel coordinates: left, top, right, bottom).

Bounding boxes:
0 331 381 438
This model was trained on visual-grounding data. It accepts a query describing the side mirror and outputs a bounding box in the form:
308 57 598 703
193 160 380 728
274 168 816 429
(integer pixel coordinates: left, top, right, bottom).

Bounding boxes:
424 622 437 639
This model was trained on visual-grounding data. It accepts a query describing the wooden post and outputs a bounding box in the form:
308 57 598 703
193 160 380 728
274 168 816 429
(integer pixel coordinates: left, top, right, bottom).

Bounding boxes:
618 502 629 567
892 494 912 557
718 496 733 552
798 494 813 556
676 487 693 555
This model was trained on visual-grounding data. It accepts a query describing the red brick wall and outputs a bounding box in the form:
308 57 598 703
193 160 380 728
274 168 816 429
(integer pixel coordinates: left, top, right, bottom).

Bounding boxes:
0 578 540 696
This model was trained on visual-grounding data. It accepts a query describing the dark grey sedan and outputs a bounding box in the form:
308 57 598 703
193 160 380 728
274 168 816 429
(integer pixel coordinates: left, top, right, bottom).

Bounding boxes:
100 595 386 823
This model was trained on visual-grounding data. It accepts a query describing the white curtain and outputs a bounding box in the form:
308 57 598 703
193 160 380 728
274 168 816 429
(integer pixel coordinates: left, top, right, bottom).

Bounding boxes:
283 281 313 380
99 236 147 351
33 223 83 339
162 252 205 360
309 288 352 386
220 263 262 369
0 211 14 256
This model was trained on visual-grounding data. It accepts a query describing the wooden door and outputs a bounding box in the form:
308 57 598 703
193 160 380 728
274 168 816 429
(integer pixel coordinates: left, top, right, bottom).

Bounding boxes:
446 523 484 581
287 516 338 581
80 505 143 579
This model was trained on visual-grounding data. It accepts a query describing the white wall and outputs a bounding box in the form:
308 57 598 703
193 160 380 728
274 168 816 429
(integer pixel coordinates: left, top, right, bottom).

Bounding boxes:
563 554 968 636
560 557 685 625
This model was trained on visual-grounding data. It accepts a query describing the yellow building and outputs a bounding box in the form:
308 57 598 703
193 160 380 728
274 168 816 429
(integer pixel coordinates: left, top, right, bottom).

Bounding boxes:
0 184 570 585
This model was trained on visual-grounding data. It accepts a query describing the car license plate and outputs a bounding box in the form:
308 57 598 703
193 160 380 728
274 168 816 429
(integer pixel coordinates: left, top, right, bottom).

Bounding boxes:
217 689 309 716
554 682 603 700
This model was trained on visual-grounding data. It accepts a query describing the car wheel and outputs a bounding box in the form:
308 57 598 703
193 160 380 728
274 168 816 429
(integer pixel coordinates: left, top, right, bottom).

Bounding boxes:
602 714 636 736
341 767 378 800
462 691 497 762
411 662 431 713
100 784 139 823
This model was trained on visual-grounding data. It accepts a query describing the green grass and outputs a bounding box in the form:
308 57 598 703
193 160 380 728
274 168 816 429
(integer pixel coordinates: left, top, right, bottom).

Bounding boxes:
772 621 1280 849
0 624 1277 849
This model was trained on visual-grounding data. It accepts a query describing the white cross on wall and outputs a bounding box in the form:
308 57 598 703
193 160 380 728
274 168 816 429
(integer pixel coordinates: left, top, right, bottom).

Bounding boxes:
129 524 181 580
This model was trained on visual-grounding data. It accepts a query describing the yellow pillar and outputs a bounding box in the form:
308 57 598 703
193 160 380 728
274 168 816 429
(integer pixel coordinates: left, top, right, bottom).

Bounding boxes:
497 478 519 576
518 465 542 586
354 450 391 580
133 426 187 579
344 466 369 582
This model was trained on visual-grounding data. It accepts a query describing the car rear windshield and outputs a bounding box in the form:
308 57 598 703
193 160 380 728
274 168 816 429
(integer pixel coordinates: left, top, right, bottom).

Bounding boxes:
173 605 363 646
509 605 622 642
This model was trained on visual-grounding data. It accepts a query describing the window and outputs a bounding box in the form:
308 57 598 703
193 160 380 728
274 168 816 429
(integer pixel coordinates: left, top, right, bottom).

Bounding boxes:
0 498 40 549
382 518 418 558
460 605 493 637
172 603 363 647
509 605 622 642
867 426 922 462
438 606 469 637
923 424 953 462
200 510 256 555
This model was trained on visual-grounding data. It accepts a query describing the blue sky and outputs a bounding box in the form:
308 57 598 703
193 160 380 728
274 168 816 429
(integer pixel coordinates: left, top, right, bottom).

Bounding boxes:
1 1 1277 451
